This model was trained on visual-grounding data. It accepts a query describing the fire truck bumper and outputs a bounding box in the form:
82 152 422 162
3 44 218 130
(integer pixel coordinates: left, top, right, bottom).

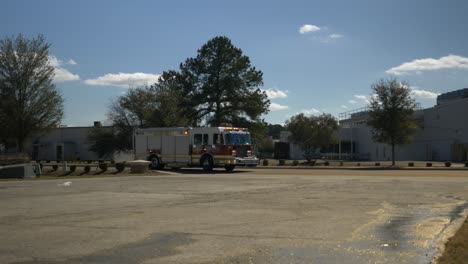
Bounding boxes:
234 157 259 167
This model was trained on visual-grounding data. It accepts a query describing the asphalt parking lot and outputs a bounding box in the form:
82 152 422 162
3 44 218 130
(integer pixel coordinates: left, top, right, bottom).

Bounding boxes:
1 168 468 264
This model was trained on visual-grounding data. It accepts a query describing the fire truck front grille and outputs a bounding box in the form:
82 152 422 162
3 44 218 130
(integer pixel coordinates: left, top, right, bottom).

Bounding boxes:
236 147 247 157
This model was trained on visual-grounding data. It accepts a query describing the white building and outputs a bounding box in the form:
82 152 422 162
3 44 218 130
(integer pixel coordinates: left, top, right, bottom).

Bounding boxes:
23 122 132 161
338 88 468 161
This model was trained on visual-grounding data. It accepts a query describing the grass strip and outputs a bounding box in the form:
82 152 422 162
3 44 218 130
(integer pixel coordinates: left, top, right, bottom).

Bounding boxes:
437 216 468 264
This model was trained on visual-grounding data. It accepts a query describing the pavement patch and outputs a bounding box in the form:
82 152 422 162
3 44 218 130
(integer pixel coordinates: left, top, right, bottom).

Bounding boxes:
13 232 195 264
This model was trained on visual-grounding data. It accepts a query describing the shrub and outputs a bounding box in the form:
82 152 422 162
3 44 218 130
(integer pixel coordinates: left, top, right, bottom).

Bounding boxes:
70 165 76 172
115 162 125 173
110 160 115 164
309 160 316 166
426 162 432 167
84 166 91 173
52 165 58 171
324 161 330 166
445 162 451 167
87 160 92 164
375 162 380 166
465 161 468 167
292 160 299 166
339 161 344 166
262 159 269 166
357 162 361 166
408 162 414 167
99 163 108 172
278 159 285 166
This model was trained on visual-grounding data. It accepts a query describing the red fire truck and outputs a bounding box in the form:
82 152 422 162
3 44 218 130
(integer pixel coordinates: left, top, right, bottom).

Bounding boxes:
134 126 258 172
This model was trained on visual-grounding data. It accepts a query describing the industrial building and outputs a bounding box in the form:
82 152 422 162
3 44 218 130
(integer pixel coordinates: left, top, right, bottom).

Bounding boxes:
277 88 468 162
23 122 131 161
338 88 468 161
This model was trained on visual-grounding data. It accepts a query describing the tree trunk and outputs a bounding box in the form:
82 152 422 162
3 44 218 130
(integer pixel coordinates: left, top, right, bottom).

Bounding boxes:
17 136 24 153
391 142 395 166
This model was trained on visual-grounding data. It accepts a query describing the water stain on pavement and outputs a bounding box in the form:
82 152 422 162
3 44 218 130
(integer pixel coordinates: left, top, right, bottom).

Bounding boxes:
13 232 195 264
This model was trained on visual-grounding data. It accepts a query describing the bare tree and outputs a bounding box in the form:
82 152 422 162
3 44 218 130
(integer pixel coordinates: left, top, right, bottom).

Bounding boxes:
0 34 63 152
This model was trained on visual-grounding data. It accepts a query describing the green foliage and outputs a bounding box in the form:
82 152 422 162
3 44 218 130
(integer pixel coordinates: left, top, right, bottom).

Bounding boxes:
180 36 269 126
408 162 414 167
0 34 64 152
278 159 285 166
69 165 76 172
84 166 90 173
98 162 108 172
324 161 330 166
262 159 269 166
445 162 451 167
115 162 125 172
257 137 274 158
292 160 299 166
426 162 432 167
147 71 194 127
267 124 286 139
367 78 418 166
87 127 131 159
286 113 339 162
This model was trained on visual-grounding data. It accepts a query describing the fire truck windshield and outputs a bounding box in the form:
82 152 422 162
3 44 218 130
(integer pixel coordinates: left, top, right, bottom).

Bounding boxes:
224 133 252 145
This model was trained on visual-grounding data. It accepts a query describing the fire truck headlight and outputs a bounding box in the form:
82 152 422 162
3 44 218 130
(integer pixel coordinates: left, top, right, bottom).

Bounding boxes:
231 149 237 156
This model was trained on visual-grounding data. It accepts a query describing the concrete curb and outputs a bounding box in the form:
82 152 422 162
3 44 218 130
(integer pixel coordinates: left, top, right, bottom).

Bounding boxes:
252 166 468 171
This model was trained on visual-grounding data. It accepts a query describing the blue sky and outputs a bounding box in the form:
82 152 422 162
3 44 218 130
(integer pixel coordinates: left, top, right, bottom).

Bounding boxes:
2 0 468 126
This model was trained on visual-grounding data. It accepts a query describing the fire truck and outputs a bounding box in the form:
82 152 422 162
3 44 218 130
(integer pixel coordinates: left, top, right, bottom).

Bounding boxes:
134 126 258 172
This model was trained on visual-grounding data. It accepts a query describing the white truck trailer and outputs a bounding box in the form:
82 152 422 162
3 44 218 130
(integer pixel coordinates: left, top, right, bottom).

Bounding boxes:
134 126 258 172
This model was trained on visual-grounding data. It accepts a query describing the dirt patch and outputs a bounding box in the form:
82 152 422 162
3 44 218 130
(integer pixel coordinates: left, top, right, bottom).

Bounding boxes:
437 216 468 264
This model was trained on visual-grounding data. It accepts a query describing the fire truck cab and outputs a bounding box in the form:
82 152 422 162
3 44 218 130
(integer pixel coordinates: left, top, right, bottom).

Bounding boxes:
134 126 258 172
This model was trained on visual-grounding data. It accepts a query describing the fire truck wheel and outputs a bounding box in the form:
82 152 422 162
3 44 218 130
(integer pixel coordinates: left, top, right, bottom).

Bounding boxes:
201 156 213 172
225 165 235 172
150 156 162 170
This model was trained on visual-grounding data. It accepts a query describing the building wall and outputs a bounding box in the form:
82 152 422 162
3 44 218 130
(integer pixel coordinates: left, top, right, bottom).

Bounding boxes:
339 96 468 161
24 127 112 161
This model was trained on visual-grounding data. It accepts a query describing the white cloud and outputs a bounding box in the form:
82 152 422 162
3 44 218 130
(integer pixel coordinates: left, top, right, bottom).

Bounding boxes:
299 24 321 34
84 72 161 88
348 100 357 104
262 88 288 99
302 108 321 116
354 95 367 101
269 102 288 111
320 33 344 43
67 59 77 65
386 54 468 75
329 34 343 39
354 95 371 104
411 88 440 99
340 105 348 109
48 56 80 82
